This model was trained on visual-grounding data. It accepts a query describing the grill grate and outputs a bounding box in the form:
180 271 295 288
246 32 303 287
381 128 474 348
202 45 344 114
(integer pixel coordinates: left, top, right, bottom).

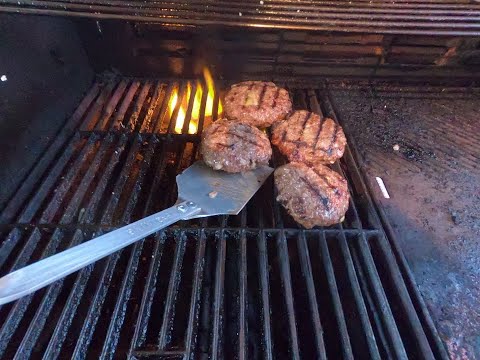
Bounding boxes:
0 77 448 359
2 0 480 35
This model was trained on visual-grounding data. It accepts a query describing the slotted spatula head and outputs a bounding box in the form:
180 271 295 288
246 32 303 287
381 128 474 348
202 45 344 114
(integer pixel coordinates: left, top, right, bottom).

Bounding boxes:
176 161 273 218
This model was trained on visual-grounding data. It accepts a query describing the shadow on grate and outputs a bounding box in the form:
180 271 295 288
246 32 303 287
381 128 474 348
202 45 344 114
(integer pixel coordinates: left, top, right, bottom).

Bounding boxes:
0 77 448 359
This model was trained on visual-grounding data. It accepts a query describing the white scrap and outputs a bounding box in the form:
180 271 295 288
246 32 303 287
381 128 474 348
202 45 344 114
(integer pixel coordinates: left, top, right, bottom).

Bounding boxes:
259 0 264 4
1 75 7 82
375 177 390 199
239 12 242 16
393 144 400 151
209 191 218 199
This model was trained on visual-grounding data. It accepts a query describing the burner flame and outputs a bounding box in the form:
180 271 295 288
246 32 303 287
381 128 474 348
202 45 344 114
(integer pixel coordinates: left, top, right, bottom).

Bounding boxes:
168 67 222 134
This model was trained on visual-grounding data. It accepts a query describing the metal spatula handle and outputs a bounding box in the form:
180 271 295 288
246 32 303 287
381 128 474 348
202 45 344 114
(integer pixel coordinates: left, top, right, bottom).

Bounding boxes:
0 201 200 305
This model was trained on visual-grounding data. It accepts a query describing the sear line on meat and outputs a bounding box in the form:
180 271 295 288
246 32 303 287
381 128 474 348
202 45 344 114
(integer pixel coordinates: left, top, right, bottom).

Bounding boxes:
272 110 346 164
200 118 272 173
274 162 350 228
224 81 292 128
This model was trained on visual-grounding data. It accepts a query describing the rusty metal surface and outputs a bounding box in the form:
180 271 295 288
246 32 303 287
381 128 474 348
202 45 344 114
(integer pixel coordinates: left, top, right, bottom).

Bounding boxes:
329 82 480 359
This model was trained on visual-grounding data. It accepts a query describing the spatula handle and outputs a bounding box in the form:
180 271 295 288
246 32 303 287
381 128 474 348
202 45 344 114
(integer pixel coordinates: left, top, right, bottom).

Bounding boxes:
0 201 200 305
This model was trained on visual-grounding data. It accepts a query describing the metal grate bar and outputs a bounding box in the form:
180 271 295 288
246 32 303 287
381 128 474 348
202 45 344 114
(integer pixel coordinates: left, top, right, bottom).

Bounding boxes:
238 232 248 359
42 248 95 359
318 232 354 359
95 134 161 354
2 229 45 274
118 142 157 225
77 137 128 225
75 141 167 353
181 82 198 135
212 85 221 123
152 83 175 134
93 80 129 131
79 80 119 132
357 235 409 359
277 232 301 359
296 232 327 359
13 230 85 358
211 232 226 360
128 81 154 132
338 230 382 359
55 136 125 224
368 235 436 359
37 135 100 224
70 139 163 357
130 233 165 351
257 231 273 360
184 231 206 358
138 82 165 133
12 133 81 223
0 229 79 357
70 231 122 359
0 228 36 272
3 0 480 35
0 82 100 223
135 141 170 221
196 79 210 136
157 236 186 349
384 229 451 359
348 240 394 359
167 82 189 135
3 135 133 357
100 240 144 359
327 160 381 358
13 0 480 10
98 138 144 225
110 81 141 131
0 140 141 352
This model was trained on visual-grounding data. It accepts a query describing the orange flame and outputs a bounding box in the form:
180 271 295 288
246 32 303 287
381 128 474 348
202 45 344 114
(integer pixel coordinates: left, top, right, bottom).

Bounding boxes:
168 67 222 134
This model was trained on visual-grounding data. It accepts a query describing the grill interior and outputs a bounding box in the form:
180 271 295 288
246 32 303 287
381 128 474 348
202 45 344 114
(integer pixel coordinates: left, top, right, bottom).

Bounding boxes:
0 77 448 359
75 20 480 82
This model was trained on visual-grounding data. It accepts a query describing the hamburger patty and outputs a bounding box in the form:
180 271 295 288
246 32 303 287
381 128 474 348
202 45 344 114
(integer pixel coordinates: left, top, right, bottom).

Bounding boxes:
274 162 349 228
224 81 292 128
200 118 272 173
271 110 346 164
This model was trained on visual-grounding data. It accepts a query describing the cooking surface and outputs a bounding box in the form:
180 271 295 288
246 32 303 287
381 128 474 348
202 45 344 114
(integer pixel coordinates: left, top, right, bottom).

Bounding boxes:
329 83 480 358
2 0 480 35
0 76 447 358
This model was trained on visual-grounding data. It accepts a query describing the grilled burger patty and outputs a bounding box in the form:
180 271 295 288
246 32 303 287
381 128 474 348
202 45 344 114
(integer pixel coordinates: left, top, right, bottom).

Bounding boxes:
200 119 272 173
224 81 292 128
274 162 349 228
272 110 346 164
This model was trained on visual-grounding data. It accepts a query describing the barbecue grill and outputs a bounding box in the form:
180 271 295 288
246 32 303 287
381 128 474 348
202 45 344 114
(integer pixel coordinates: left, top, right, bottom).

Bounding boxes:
1 2 479 359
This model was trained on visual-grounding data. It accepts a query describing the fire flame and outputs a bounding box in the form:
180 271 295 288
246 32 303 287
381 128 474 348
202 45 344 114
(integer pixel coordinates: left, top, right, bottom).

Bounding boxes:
169 67 222 134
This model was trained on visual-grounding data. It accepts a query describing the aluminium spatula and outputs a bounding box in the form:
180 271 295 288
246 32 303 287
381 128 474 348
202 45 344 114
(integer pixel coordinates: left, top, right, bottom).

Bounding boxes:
0 161 273 305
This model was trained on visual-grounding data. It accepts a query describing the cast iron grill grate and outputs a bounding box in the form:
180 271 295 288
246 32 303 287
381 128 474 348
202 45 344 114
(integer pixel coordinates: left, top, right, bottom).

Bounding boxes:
0 77 448 359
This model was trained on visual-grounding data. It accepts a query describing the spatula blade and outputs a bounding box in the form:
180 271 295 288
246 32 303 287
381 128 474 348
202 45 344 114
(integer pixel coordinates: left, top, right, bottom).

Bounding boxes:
176 161 273 218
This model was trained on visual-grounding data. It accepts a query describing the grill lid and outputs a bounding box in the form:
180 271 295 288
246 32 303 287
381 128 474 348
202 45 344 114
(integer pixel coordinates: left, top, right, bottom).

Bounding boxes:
2 0 480 36
0 76 448 359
